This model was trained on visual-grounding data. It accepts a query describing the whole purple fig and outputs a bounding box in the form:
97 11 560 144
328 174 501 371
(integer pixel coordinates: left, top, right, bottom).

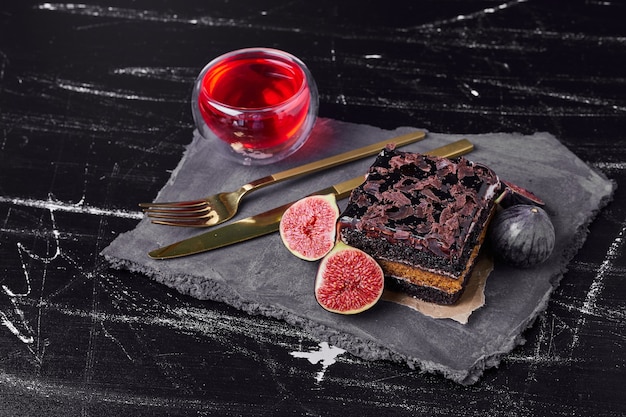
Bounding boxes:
489 205 555 268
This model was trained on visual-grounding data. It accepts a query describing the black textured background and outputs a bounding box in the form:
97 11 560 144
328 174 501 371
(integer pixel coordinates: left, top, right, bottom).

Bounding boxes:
1 1 625 416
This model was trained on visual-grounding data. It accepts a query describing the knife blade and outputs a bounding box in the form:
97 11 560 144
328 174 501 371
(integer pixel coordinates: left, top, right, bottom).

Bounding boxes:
148 139 474 259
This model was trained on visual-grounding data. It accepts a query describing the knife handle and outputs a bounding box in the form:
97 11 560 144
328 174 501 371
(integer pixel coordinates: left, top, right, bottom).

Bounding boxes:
426 138 473 158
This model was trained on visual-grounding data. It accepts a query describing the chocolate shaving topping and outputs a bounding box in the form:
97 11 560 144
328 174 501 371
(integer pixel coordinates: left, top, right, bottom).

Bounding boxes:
338 148 500 261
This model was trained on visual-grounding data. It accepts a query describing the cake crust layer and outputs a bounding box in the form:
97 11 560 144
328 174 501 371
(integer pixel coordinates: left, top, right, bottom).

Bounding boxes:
381 223 489 305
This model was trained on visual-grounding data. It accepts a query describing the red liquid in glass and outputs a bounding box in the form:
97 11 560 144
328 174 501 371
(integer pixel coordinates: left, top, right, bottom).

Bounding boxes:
198 56 311 150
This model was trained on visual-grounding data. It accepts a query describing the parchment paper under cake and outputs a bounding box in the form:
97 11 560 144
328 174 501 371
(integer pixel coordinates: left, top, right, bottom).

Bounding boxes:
102 118 615 385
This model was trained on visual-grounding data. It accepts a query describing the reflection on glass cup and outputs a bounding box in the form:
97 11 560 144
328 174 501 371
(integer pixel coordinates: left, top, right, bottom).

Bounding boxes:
192 48 319 165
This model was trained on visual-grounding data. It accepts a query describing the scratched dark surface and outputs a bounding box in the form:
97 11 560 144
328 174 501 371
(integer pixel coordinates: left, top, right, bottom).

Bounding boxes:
1 1 625 416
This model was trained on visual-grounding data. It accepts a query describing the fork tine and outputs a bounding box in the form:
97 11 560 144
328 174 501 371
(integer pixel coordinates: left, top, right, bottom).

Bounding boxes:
143 206 212 216
138 199 208 209
144 202 220 227
149 218 216 227
146 210 215 220
140 195 225 227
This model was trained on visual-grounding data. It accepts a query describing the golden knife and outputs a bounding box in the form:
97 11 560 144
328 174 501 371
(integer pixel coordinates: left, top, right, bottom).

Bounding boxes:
148 139 474 260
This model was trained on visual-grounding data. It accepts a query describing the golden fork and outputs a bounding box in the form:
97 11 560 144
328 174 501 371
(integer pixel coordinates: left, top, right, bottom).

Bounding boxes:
139 131 426 227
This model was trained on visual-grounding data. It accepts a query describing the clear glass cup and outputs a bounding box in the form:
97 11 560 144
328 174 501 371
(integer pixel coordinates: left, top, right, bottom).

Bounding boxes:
191 48 319 165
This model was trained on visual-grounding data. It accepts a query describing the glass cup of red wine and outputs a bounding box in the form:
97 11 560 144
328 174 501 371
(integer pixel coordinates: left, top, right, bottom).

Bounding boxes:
192 48 319 165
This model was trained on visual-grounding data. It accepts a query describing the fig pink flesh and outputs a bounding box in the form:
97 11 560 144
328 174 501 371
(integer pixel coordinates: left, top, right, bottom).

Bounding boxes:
279 194 339 261
315 243 384 314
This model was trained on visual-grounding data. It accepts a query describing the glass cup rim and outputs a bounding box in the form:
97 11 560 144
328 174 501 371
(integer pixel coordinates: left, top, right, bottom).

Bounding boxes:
197 47 312 114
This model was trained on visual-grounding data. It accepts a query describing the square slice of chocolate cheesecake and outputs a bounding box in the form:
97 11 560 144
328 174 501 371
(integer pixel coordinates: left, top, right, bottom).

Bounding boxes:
337 146 501 305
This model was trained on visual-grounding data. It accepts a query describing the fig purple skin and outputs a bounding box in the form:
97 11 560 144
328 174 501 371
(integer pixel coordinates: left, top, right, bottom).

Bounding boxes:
489 204 555 268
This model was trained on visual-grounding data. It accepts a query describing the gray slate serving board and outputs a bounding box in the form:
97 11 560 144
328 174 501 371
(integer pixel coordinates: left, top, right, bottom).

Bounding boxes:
102 118 615 384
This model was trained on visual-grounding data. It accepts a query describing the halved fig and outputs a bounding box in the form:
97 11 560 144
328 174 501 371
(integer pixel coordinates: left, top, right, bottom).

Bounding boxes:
495 180 545 208
315 242 385 314
279 194 340 261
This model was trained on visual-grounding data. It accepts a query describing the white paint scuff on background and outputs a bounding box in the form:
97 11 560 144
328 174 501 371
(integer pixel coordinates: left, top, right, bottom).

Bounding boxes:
290 342 346 383
571 221 626 349
0 195 143 219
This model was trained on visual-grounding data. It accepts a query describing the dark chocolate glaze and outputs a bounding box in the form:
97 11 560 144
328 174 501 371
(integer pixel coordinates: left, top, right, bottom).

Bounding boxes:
338 147 500 277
